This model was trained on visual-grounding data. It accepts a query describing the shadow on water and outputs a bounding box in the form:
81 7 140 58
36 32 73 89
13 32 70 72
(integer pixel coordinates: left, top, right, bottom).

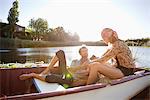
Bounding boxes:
0 48 52 63
0 38 27 63
25 55 52 63
0 49 26 63
0 38 54 63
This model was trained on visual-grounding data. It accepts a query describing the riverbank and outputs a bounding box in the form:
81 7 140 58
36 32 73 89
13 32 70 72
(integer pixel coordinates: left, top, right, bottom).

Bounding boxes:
0 38 106 48
1 38 150 49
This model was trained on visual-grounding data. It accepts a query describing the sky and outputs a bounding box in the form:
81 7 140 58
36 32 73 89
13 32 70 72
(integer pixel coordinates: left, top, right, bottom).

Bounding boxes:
0 0 150 41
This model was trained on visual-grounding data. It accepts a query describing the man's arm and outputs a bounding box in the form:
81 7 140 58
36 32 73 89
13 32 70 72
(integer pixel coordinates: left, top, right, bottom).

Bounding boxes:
75 62 90 76
70 59 80 67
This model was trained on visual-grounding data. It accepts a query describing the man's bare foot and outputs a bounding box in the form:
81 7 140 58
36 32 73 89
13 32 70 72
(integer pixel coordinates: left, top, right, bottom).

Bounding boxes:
19 73 35 80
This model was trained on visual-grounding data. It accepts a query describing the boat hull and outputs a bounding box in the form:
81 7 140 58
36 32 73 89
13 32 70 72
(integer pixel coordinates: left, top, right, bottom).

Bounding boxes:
41 75 150 100
4 72 150 100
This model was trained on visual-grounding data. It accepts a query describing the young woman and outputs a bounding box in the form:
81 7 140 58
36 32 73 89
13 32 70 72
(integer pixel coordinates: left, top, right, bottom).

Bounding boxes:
19 47 91 87
86 28 135 85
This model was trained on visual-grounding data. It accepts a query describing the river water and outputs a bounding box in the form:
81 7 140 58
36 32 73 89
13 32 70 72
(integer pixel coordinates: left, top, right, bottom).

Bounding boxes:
15 46 150 68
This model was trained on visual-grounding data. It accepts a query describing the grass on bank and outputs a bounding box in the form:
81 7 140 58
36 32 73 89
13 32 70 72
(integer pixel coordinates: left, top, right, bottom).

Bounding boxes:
0 38 106 48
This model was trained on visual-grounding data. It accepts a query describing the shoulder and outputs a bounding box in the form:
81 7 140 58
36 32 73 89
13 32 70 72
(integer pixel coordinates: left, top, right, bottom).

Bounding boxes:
112 40 130 54
113 40 126 48
71 59 80 63
70 59 80 66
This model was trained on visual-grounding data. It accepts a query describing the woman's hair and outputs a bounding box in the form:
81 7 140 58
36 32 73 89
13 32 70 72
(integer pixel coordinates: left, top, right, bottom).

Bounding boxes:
102 28 114 33
101 28 118 39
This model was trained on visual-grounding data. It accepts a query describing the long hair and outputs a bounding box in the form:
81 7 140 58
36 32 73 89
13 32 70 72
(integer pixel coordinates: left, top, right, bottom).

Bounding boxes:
101 28 118 43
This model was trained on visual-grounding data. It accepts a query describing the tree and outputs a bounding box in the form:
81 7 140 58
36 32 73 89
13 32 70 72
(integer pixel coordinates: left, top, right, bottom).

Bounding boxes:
72 33 80 41
54 27 66 41
28 18 48 40
43 26 80 42
7 0 19 38
44 28 58 41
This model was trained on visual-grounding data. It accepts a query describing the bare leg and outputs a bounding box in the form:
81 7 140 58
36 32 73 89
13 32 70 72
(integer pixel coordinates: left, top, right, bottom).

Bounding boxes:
41 55 59 75
41 50 68 75
32 73 46 81
19 73 46 81
87 62 124 85
19 73 35 80
20 50 68 82
19 55 59 80
72 79 87 87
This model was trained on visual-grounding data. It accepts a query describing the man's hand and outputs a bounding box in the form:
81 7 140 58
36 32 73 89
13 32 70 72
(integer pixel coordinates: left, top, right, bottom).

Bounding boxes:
81 61 89 67
90 55 97 60
75 69 89 76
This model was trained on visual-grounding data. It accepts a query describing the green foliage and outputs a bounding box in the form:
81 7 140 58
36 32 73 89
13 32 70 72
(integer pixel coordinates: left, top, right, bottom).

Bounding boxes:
27 18 80 42
7 0 19 38
125 38 150 46
44 27 80 42
0 63 33 68
141 67 150 70
28 18 48 40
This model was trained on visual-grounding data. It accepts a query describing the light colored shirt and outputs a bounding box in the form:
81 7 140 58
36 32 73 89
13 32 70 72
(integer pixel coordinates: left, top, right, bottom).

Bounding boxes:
70 59 81 67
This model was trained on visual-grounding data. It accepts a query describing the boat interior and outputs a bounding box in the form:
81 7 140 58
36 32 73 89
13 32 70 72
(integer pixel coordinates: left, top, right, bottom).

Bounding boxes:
0 69 149 100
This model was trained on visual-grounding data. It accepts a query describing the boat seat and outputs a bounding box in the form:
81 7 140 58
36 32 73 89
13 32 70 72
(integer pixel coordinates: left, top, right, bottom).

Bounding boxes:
143 71 150 75
33 78 108 93
33 78 66 93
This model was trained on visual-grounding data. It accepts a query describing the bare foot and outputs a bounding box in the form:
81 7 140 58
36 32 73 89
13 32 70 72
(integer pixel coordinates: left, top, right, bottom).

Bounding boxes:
19 73 35 80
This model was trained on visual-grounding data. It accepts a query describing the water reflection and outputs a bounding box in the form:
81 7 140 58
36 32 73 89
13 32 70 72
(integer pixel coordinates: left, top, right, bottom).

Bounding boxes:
0 46 150 67
0 49 26 63
17 46 83 65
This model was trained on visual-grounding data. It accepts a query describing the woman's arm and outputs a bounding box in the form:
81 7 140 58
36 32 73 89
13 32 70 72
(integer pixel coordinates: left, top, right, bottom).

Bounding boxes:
102 49 111 56
91 46 118 64
41 55 58 75
89 49 111 64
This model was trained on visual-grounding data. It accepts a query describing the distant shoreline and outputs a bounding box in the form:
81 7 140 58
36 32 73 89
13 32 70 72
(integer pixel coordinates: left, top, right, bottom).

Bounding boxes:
0 38 149 49
0 38 106 49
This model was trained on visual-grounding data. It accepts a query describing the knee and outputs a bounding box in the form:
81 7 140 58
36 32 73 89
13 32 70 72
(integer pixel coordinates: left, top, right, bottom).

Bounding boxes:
89 62 99 67
90 62 103 70
90 62 101 67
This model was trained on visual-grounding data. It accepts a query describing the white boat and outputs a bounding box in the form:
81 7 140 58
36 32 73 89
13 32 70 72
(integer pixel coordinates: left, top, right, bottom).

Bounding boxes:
4 71 150 100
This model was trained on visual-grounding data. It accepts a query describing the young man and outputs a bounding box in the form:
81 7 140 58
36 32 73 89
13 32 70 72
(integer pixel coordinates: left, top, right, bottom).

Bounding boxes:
19 47 90 87
86 28 135 85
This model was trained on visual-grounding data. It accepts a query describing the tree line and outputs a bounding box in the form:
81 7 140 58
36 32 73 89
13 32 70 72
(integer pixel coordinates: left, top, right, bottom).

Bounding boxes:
3 0 80 42
26 18 80 41
125 38 150 46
